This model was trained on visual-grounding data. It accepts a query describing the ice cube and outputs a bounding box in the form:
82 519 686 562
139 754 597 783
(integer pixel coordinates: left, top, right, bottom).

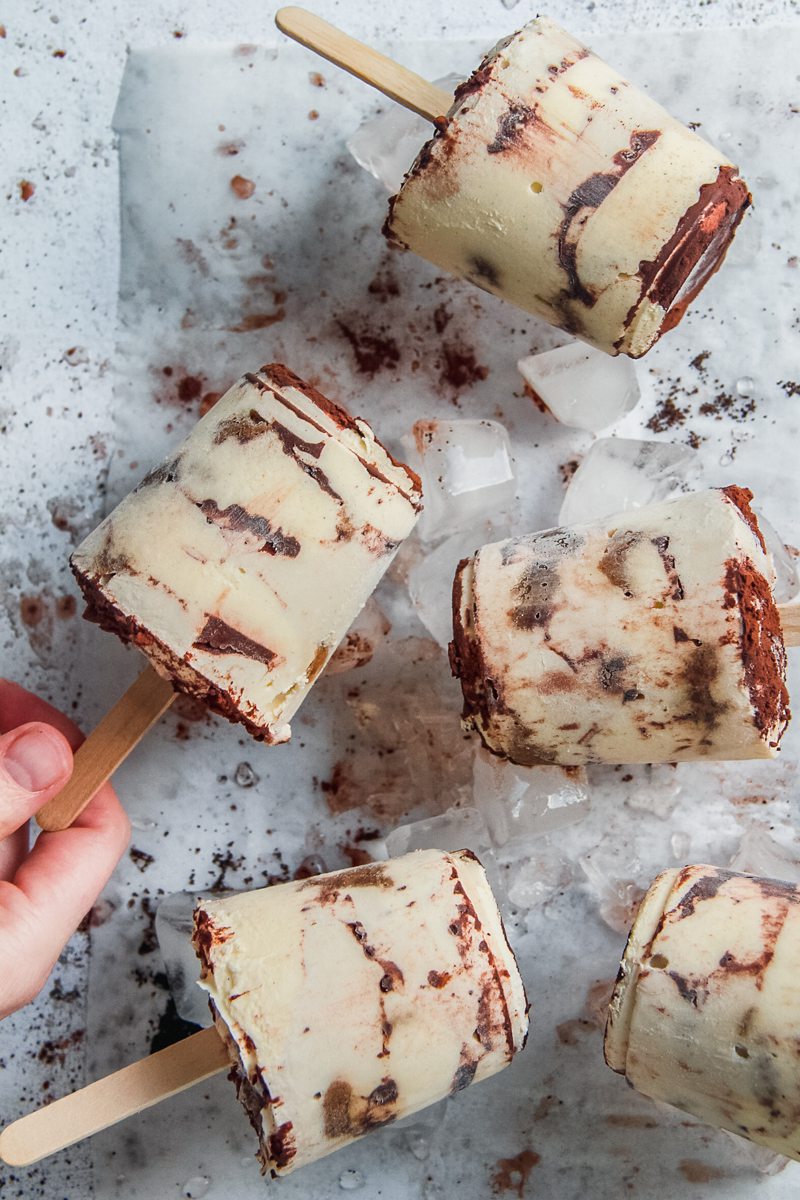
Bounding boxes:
756 511 799 603
505 845 574 912
407 530 484 649
401 418 516 544
347 76 463 193
385 806 491 858
622 764 682 821
518 342 641 432
385 806 502 895
155 891 212 1027
670 830 691 860
579 851 646 935
558 437 700 527
472 748 590 848
729 827 800 882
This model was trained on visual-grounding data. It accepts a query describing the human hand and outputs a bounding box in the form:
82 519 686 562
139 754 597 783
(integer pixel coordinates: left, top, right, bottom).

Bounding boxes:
0 681 130 1019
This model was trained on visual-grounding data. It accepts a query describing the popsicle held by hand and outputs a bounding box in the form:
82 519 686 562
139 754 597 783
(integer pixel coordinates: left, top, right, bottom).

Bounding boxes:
0 851 528 1175
276 9 752 357
36 364 422 832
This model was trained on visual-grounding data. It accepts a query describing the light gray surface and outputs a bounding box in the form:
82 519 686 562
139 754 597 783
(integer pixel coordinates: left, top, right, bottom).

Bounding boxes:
1 3 799 1198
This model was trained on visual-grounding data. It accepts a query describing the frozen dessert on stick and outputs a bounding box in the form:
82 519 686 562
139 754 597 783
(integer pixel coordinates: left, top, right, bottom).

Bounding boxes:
605 864 800 1160
450 487 791 766
195 848 528 1175
0 852 528 1175
276 9 751 357
37 364 421 831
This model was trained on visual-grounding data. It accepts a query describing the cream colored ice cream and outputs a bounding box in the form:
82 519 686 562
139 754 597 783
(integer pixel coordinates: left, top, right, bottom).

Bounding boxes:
605 864 800 1160
193 850 528 1176
71 364 422 741
385 18 750 357
450 487 790 766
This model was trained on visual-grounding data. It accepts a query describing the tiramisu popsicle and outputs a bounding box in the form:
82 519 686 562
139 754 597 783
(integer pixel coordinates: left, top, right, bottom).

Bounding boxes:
605 864 800 1160
71 364 422 743
384 17 750 357
193 849 529 1176
450 487 790 766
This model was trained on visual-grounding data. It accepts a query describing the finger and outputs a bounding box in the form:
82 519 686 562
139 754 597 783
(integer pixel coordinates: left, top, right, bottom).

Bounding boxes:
0 679 84 748
0 787 131 1015
0 723 74 842
0 827 29 881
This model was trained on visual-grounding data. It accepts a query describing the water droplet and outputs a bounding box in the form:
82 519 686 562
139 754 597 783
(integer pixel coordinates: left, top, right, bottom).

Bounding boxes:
719 448 735 467
339 1168 365 1190
131 814 157 831
501 0 522 7
182 1177 210 1199
736 376 754 398
670 831 690 860
234 762 259 788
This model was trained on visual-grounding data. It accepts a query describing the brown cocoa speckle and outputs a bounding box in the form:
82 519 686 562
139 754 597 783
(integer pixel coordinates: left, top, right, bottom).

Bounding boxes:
177 375 203 403
556 1018 594 1046
20 180 35 201
439 343 489 391
38 1029 85 1066
319 760 355 813
225 309 285 332
230 175 256 199
646 391 688 432
340 843 374 868
433 303 453 334
679 1160 725 1183
308 109 319 120
309 71 325 87
129 847 155 873
559 459 580 486
217 139 245 156
138 896 159 955
335 318 400 376
491 1149 541 1197
20 594 45 626
690 350 710 373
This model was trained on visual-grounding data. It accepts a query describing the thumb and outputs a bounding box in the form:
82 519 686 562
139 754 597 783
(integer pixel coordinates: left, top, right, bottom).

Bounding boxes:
0 723 74 839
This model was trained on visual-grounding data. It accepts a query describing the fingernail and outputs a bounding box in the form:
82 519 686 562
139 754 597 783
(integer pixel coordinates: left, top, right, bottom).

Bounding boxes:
3 727 71 792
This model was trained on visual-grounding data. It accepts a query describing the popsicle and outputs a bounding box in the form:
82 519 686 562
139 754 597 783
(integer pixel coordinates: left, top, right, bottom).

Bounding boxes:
37 364 421 830
276 9 751 357
0 851 528 1174
450 487 792 767
605 864 800 1160
196 848 528 1175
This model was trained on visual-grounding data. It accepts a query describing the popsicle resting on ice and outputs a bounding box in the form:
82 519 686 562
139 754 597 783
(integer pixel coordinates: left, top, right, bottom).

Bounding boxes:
605 864 800 1161
71 363 422 743
384 17 750 357
450 486 790 766
194 849 529 1176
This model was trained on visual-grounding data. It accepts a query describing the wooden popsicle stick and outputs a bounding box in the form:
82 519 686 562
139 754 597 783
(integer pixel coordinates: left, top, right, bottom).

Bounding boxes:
275 6 452 122
779 602 800 647
35 666 176 832
0 1026 228 1168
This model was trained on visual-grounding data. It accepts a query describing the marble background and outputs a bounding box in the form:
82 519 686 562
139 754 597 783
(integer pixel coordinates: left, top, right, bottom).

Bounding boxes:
1 2 799 1198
